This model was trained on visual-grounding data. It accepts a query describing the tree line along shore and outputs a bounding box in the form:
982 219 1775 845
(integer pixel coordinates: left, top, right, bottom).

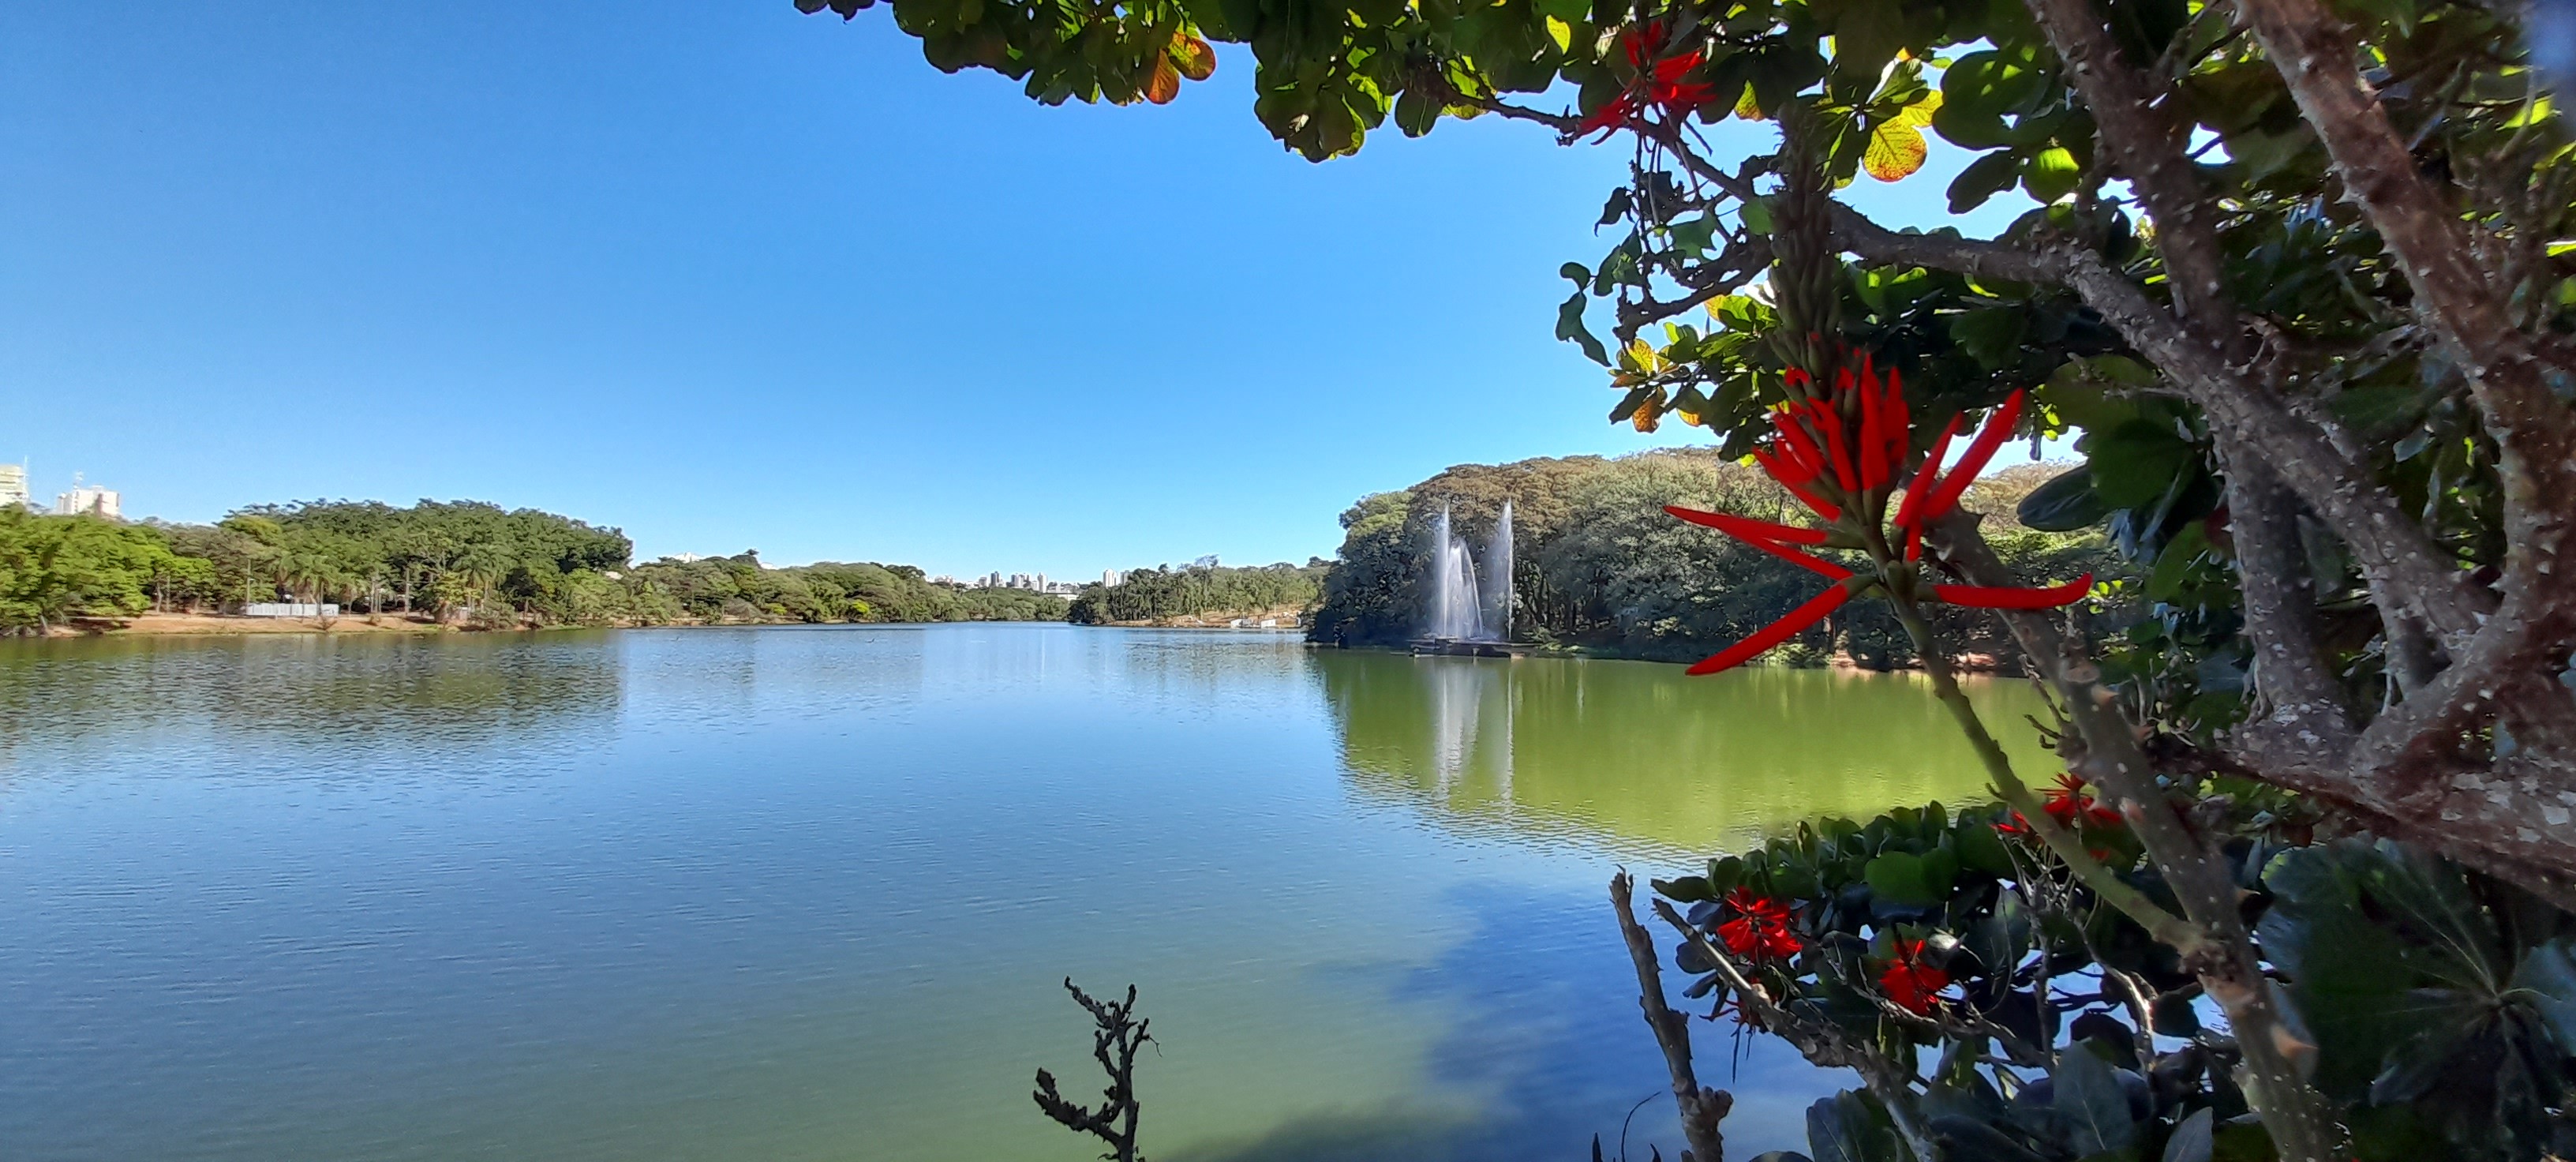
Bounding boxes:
3 459 2088 665
0 499 1327 638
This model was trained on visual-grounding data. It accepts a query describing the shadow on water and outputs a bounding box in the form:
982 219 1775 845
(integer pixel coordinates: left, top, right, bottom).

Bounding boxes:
1316 650 2058 857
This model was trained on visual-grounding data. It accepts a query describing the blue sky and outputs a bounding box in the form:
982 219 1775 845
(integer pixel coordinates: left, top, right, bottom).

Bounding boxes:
2 2 2022 577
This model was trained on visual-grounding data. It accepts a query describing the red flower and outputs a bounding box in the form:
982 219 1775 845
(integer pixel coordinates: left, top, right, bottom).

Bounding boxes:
1575 23 1717 139
2044 773 2125 829
1716 888 1804 960
1664 354 2091 675
1879 939 1951 1014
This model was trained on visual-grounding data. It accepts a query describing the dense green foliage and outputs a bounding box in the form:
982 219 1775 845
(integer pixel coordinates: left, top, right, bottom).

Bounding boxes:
630 552 1068 625
1066 560 1327 624
1308 452 2117 666
0 500 1063 632
0 509 189 632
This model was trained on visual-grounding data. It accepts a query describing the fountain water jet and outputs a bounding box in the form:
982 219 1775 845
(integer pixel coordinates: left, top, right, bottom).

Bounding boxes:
1421 502 1511 645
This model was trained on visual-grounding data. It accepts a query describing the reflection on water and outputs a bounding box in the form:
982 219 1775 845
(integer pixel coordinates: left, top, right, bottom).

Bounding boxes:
0 633 625 779
1321 652 2056 857
0 627 2049 1162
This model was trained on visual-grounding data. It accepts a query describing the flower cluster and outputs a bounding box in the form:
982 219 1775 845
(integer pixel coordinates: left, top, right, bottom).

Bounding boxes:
1575 23 1717 140
2043 773 2124 829
1878 938 1951 1015
1716 888 1803 960
1664 355 2091 675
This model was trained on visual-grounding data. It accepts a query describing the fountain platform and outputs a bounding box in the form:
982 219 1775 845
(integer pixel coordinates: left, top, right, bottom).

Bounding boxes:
1409 638 1531 658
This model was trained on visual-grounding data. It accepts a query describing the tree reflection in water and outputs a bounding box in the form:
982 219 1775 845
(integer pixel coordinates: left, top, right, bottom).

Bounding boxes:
1318 651 2059 858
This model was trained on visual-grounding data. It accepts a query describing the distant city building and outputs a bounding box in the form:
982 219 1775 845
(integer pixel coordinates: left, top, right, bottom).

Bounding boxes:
0 463 26 512
1100 568 1125 587
981 572 1004 589
930 574 958 587
54 476 121 520
1191 554 1219 568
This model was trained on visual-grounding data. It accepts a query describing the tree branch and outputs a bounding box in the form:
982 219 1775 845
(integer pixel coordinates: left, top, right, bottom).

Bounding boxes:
2021 0 2243 345
1611 872 1732 1162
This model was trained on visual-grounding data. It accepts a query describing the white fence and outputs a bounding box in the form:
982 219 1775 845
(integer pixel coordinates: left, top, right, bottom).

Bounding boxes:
243 603 340 618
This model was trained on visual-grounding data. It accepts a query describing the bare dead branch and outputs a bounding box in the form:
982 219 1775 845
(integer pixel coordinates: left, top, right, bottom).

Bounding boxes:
1610 872 1732 1162
1033 978 1151 1162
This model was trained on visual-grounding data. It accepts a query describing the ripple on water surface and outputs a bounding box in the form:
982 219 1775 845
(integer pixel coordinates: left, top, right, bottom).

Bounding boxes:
0 625 2050 1161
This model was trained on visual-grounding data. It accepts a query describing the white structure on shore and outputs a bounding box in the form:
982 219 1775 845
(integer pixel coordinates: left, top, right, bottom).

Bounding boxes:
0 463 26 512
1100 568 1125 587
54 474 122 520
245 602 340 618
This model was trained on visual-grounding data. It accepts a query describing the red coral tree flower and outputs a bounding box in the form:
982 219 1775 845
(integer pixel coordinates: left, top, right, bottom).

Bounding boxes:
1575 22 1719 140
1716 887 1804 960
2044 773 2125 829
1664 354 2091 675
1879 938 1951 1014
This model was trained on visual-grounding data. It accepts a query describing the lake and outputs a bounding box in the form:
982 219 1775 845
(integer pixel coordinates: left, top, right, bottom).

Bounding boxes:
0 624 2052 1161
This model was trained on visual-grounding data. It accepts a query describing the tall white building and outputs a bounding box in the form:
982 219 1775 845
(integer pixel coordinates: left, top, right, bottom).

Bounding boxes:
54 482 122 520
1101 568 1125 587
0 463 26 512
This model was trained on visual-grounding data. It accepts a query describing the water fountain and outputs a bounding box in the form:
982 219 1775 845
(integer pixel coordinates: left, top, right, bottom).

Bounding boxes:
1417 501 1515 654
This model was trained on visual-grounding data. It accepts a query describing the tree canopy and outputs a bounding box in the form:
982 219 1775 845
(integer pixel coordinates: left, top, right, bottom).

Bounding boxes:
0 500 1065 632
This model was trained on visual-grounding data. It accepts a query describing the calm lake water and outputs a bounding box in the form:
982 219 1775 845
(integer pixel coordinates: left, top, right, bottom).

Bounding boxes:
0 624 2051 1161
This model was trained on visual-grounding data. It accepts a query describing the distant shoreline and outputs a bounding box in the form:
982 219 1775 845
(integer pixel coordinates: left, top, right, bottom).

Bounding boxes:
30 611 1084 639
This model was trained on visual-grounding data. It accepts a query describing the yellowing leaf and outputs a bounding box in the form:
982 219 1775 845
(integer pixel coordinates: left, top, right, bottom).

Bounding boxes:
1863 119 1927 182
1734 84 1763 121
1619 338 1672 375
1633 399 1661 433
1171 33 1217 81
1144 57 1180 104
1898 90 1941 127
1544 15 1572 51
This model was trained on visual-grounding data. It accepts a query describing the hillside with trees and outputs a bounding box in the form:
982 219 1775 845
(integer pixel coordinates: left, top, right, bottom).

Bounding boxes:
1307 451 2118 669
0 500 1065 634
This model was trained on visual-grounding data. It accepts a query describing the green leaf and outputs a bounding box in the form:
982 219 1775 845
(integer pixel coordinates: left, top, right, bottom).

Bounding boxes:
1391 88 1440 137
2016 465 2108 531
1949 307 2027 368
1947 152 2020 212
2084 420 2198 509
1807 1092 1908 1162
2510 939 2576 1051
1598 188 1633 227
2162 1108 2214 1162
1559 288 1608 365
2054 1046 2137 1157
1940 47 2046 120
2020 145 2080 203
1653 875 1717 902
2326 383 2428 437
1739 196 1777 235
1863 849 1952 907
2146 519 2211 602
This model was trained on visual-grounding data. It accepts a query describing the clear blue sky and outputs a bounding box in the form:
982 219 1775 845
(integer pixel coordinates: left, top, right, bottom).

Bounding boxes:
2 2 2019 578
